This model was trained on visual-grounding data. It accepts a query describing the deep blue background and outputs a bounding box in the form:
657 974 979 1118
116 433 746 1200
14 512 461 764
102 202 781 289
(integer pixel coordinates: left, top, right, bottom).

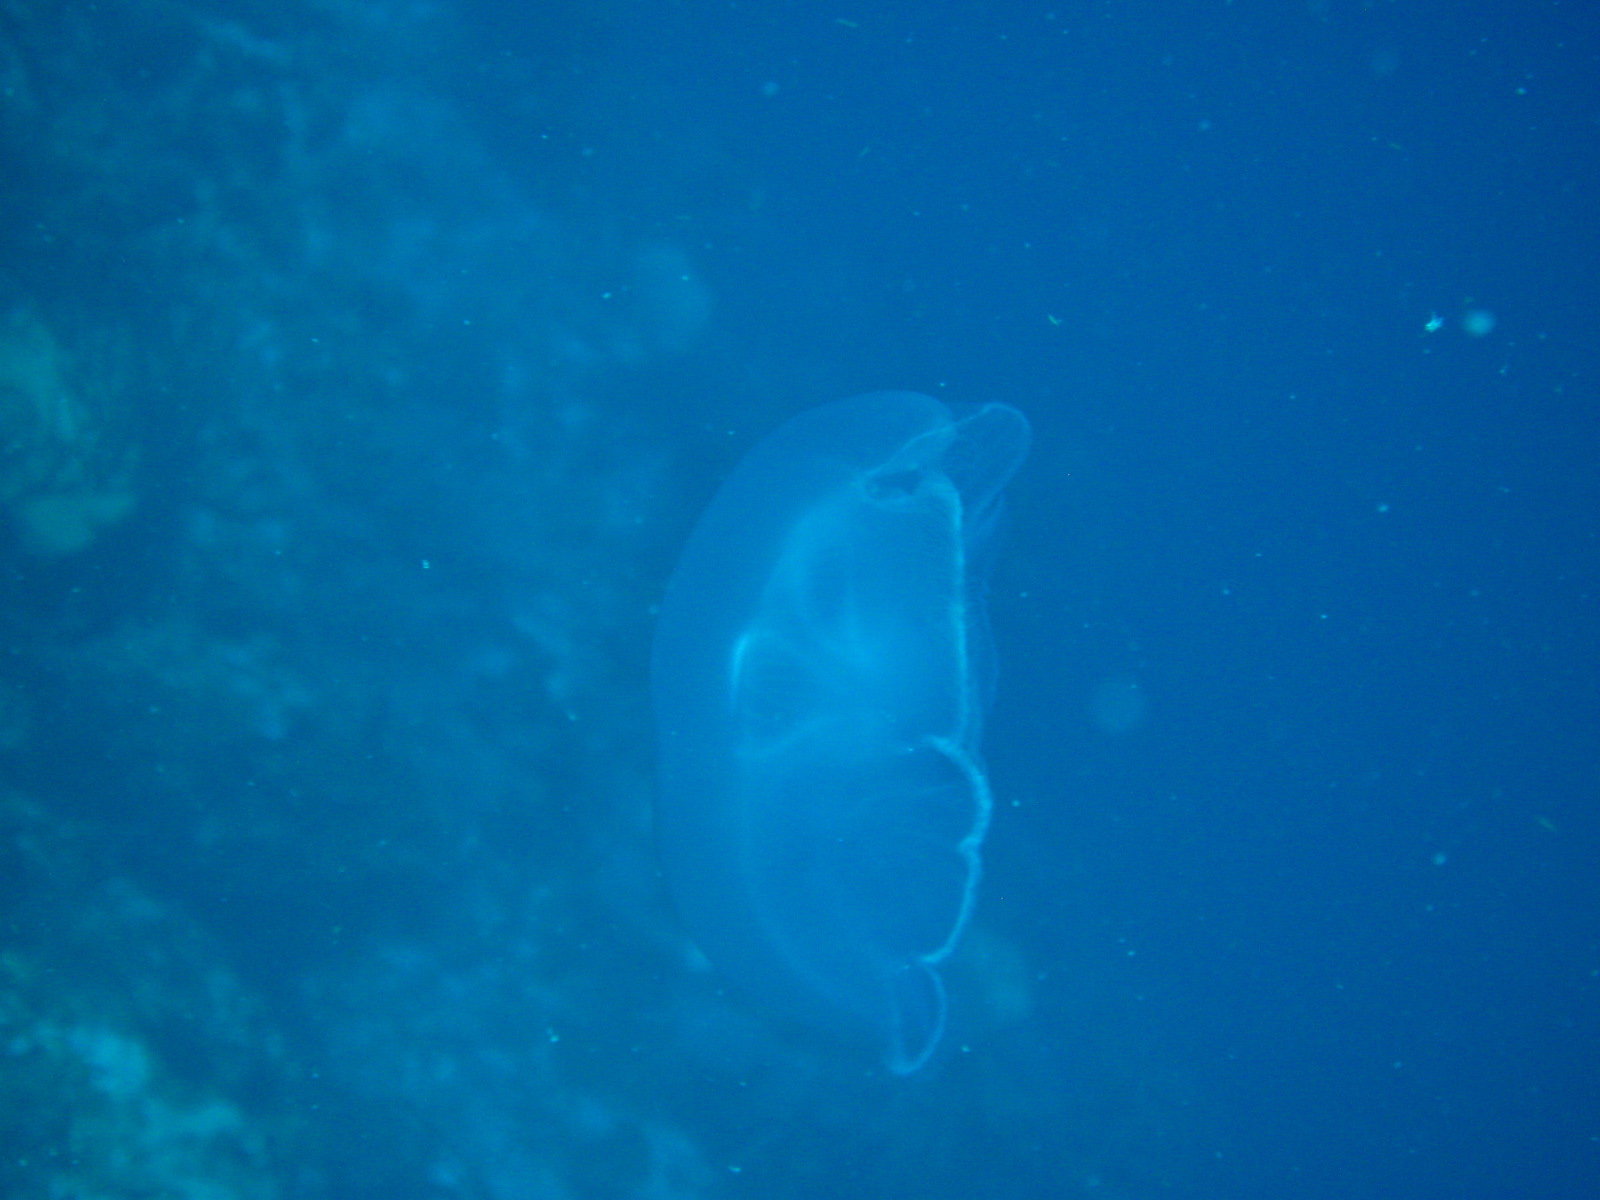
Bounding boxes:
4 1 1594 1197
470 1 1597 1194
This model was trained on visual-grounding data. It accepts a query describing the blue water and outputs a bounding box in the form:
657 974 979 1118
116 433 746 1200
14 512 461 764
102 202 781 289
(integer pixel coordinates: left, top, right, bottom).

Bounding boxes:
4 1 1594 1198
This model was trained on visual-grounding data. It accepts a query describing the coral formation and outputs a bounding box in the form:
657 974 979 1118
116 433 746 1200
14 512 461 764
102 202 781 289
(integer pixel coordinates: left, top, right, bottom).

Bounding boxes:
0 794 287 1200
0 305 137 555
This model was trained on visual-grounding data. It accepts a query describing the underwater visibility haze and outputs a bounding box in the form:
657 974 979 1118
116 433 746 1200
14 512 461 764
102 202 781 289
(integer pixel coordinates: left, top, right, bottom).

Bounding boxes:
0 1 1596 1199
